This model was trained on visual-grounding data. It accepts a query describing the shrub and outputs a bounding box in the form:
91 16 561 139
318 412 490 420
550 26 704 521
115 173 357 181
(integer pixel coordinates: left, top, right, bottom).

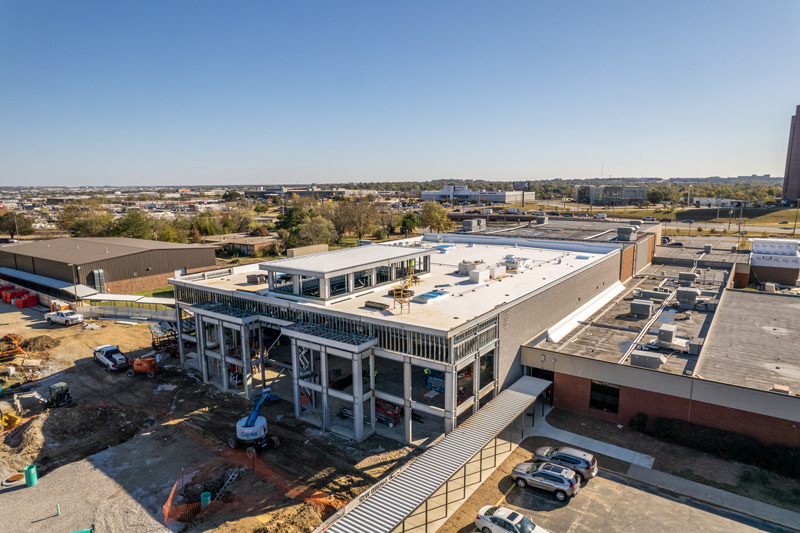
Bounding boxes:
766 444 800 478
650 417 764 465
374 228 388 240
629 412 648 432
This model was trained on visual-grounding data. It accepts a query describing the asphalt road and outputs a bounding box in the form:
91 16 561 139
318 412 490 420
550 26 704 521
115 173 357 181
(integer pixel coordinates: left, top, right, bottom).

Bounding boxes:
498 471 794 533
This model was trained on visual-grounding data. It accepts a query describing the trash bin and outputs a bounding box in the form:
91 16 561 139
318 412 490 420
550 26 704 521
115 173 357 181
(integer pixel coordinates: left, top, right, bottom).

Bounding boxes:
24 464 38 487
200 492 211 510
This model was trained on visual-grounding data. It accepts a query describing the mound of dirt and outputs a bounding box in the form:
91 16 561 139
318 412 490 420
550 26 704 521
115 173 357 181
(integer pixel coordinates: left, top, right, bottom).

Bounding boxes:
252 503 323 533
0 405 154 477
0 412 48 476
20 335 60 353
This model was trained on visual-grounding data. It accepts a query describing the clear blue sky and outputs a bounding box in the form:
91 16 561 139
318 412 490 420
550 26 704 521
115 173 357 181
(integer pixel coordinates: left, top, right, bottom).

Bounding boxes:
1 1 798 186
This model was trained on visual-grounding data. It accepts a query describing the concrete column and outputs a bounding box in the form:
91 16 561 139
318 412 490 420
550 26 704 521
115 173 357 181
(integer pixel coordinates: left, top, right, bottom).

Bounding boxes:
403 357 412 443
472 356 481 415
291 338 302 417
293 275 300 295
444 367 456 434
268 271 275 291
259 324 266 391
352 355 364 440
176 304 185 364
320 278 330 300
196 316 209 383
320 347 329 431
389 262 395 281
218 322 228 392
370 268 376 287
347 272 355 294
369 352 376 431
241 324 252 400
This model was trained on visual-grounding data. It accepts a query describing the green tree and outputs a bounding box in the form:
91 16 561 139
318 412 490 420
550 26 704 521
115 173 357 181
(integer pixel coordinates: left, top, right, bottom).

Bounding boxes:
647 190 664 205
0 212 34 239
271 196 282 206
277 206 309 231
222 191 242 201
72 211 114 237
297 216 336 246
420 201 454 233
114 211 152 240
399 212 419 236
318 200 352 242
138 193 150 201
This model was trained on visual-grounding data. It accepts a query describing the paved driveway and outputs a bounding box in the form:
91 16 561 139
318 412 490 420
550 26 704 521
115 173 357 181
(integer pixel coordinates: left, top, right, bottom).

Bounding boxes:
499 472 794 533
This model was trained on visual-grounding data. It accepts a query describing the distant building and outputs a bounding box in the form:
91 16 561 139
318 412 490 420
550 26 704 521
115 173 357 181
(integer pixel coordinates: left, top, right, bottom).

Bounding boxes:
574 185 647 205
783 105 800 201
420 185 526 203
692 197 754 208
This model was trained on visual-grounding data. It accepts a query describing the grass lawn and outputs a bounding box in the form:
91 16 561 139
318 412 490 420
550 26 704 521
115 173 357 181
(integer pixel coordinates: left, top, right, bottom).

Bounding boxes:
132 286 175 298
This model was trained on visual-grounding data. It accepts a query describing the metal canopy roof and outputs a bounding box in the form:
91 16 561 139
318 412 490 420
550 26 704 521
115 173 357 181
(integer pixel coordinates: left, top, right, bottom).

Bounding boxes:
281 323 378 353
324 375 552 533
0 267 98 298
257 245 433 278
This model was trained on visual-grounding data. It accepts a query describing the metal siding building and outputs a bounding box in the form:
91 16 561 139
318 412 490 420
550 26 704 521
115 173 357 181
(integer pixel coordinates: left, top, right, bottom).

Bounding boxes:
0 237 215 289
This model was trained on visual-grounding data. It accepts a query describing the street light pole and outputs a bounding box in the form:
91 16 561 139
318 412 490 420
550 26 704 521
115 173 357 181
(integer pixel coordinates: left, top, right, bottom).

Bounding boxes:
793 197 800 236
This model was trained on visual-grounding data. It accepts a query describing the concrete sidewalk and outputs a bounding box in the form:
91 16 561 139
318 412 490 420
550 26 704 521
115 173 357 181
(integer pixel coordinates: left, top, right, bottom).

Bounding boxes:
526 405 800 531
525 406 655 468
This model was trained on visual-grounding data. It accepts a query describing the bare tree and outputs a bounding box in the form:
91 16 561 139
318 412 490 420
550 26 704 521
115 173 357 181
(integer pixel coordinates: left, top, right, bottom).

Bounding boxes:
318 201 352 243
378 210 397 236
349 199 377 240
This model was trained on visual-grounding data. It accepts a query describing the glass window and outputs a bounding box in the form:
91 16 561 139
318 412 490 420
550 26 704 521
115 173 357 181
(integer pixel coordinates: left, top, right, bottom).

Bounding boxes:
589 380 620 413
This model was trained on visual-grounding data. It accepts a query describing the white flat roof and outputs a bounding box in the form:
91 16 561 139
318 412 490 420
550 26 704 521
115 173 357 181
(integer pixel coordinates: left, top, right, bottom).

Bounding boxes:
174 236 621 333
258 244 433 278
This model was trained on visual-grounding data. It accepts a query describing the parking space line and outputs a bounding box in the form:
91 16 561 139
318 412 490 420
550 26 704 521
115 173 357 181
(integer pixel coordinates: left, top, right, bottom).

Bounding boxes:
565 497 592 533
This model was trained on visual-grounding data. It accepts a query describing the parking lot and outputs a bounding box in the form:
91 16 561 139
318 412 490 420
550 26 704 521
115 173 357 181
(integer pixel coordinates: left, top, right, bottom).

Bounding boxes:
499 471 795 533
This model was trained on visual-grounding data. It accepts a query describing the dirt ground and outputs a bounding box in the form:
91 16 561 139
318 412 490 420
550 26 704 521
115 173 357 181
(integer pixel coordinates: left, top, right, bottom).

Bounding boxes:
0 307 418 532
546 408 800 511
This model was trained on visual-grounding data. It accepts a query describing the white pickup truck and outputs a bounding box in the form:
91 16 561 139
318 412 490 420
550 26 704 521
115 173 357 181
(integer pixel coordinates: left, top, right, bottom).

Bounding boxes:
45 310 84 326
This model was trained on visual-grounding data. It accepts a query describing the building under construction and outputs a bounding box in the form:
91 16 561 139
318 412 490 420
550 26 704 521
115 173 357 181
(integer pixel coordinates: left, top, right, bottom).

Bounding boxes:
170 234 631 445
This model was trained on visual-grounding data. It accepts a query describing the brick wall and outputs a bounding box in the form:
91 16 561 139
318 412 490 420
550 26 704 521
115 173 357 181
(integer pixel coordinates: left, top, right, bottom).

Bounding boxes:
554 372 799 447
104 265 219 295
497 255 621 390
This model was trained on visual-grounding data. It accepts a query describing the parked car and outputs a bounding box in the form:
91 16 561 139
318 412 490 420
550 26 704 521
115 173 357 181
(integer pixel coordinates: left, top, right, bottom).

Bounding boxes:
475 506 548 533
661 236 672 244
546 212 560 216
93 345 131 372
682 219 694 224
667 241 685 247
659 218 672 222
533 446 598 481
592 213 606 219
510 462 580 501
45 310 84 326
779 220 789 224
578 213 589 218
642 216 656 221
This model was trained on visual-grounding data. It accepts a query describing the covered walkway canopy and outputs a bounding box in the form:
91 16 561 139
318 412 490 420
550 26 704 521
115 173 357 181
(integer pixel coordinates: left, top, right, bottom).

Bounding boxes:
0 266 97 299
324 375 551 533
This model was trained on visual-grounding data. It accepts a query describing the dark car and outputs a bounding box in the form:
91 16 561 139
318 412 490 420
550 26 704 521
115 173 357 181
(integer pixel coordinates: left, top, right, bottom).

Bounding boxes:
667 241 685 247
546 212 560 216
682 219 694 224
659 218 672 222
533 446 598 481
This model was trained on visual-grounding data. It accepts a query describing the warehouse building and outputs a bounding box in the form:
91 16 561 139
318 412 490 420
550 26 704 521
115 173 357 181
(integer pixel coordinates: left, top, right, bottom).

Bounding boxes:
0 237 216 299
170 234 631 445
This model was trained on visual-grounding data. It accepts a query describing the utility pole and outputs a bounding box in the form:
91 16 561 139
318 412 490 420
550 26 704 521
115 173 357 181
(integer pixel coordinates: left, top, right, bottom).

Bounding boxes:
793 197 800 236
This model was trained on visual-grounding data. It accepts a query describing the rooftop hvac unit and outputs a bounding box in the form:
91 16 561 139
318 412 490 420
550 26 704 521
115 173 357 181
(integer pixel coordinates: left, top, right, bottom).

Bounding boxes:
536 216 548 224
630 349 667 370
640 289 669 301
676 287 701 303
657 324 677 344
678 272 699 282
469 269 490 284
704 244 713 253
630 299 654 317
489 265 506 278
246 274 267 285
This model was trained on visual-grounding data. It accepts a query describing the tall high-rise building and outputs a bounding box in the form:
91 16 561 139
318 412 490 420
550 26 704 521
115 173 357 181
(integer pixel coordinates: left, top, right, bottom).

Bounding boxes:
783 105 800 201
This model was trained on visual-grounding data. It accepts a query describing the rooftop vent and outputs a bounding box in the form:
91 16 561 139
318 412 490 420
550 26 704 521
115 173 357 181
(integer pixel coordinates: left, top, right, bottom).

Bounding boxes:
772 384 791 395
630 349 667 370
